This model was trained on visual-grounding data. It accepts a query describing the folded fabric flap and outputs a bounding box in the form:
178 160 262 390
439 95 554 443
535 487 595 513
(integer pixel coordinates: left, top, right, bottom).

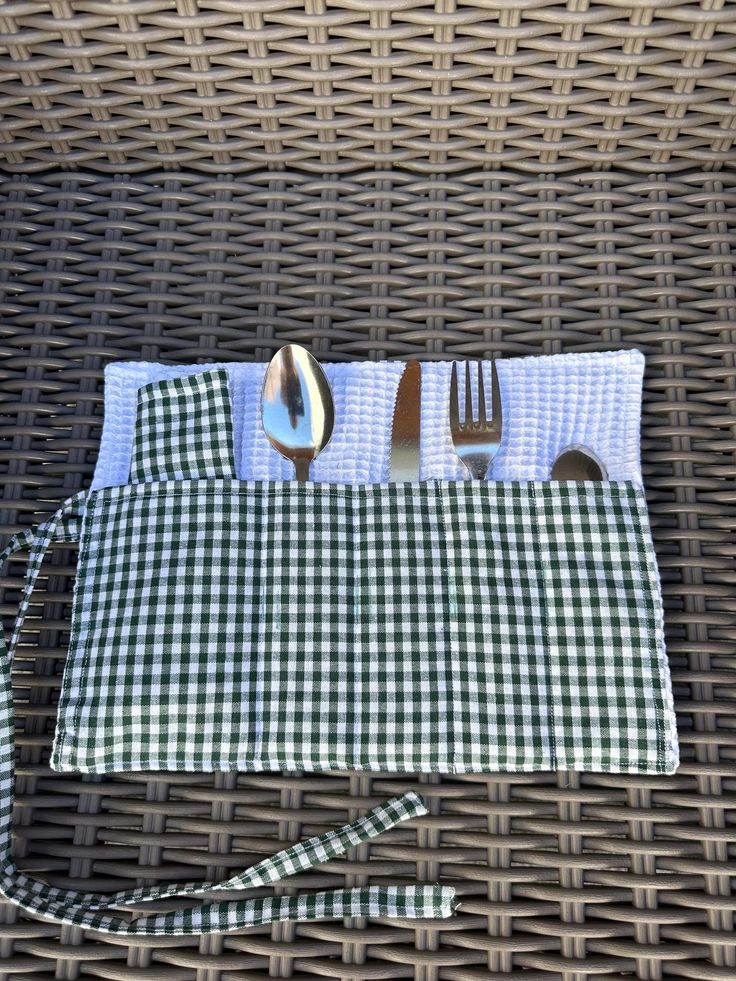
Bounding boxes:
129 368 237 483
52 478 677 776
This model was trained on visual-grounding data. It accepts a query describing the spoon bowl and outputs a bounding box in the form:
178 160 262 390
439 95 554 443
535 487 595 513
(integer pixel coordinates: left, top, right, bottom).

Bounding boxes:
261 345 334 481
551 445 607 481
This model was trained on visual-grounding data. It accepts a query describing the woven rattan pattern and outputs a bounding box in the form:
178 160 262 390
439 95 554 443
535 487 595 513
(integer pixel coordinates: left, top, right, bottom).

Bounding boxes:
1 168 735 977
1 1 736 175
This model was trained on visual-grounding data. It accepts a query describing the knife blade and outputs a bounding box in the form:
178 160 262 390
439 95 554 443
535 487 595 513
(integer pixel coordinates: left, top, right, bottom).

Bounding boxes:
389 360 422 481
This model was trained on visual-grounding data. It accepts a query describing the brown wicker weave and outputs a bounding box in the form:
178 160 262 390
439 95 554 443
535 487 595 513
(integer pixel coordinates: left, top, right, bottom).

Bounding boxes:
1 166 735 979
0 0 735 175
1 1 735 978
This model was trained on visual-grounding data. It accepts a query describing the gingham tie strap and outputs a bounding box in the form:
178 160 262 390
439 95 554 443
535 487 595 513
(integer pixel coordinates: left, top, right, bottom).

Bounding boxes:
0 494 455 935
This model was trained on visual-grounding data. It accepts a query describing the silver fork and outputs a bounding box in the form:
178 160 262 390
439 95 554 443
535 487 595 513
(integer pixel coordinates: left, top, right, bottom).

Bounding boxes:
449 360 502 479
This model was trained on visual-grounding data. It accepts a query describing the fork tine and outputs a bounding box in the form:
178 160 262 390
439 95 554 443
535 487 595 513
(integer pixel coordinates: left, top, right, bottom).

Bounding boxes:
477 361 487 423
449 361 459 431
464 360 473 424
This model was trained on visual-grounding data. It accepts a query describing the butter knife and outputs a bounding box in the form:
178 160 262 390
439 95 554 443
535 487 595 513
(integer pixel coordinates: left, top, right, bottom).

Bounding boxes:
389 360 422 481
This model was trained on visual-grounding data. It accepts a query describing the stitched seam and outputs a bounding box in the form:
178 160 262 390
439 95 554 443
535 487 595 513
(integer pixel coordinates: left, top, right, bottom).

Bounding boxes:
51 752 671 774
631 485 671 771
61 492 97 769
529 482 556 769
93 478 633 510
435 480 457 772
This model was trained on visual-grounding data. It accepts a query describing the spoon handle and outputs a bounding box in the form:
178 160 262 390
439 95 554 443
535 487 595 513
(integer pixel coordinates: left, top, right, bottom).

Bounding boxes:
294 458 310 481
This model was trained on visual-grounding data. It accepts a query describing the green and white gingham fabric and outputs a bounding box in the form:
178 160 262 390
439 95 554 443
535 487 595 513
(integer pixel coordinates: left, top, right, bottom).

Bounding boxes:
50 478 677 776
129 369 237 482
0 507 453 931
0 362 678 933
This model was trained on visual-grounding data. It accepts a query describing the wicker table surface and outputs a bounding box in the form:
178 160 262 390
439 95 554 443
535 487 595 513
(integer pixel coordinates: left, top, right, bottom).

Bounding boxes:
0 165 735 979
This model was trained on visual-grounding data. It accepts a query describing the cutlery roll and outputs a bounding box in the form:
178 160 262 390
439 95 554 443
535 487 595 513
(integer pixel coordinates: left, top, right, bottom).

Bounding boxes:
21 477 675 777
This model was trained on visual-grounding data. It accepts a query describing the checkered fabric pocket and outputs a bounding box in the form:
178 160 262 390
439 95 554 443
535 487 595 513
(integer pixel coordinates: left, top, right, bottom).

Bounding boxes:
50 479 677 776
0 477 678 931
129 369 237 482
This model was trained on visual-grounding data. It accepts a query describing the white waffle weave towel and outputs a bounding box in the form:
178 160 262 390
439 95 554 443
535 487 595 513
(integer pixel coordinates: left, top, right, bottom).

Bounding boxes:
91 350 645 490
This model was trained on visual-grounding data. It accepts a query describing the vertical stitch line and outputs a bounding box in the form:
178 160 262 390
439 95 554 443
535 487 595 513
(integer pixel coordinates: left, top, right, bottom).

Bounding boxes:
52 493 93 771
631 482 673 772
529 482 556 769
436 479 458 772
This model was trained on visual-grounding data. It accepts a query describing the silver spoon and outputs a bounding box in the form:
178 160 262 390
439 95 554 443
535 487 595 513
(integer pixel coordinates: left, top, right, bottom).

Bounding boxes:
261 344 335 481
551 445 608 480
